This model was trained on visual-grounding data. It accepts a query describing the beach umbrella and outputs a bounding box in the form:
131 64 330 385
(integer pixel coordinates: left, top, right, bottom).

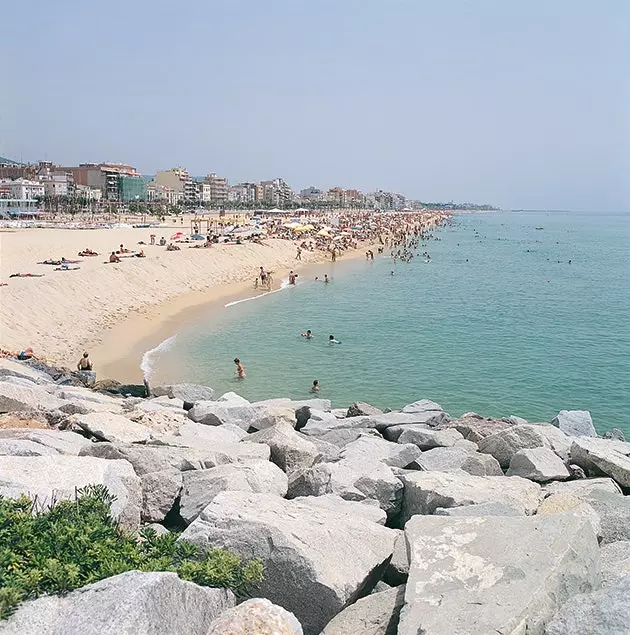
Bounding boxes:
317 229 330 236
191 234 205 240
302 224 315 230
170 231 183 240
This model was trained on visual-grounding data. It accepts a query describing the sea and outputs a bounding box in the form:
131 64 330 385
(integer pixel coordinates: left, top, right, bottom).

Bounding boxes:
146 211 630 435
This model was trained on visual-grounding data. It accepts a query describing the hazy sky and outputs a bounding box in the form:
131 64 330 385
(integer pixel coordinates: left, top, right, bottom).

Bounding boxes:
2 0 628 211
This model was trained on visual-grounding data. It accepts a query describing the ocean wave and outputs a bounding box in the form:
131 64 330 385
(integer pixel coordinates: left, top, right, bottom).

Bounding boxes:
140 334 177 381
225 278 292 308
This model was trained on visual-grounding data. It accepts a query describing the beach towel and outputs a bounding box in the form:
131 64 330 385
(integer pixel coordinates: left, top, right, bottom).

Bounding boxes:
9 273 45 278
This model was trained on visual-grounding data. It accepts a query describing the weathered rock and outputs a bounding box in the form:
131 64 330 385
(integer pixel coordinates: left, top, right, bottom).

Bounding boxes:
347 402 384 417
0 439 60 456
383 531 409 586
340 436 421 469
401 399 446 418
508 415 528 425
307 427 382 448
207 598 302 635
151 383 215 404
551 409 597 437
448 415 514 443
143 523 171 537
570 437 630 487
79 442 233 475
412 446 503 476
434 502 524 517
72 370 97 387
604 428 627 442
507 447 570 482
399 510 600 635
140 468 182 523
180 462 288 524
321 584 405 635
245 424 321 474
188 402 296 431
71 412 153 444
300 434 340 462
0 357 54 383
0 455 141 530
545 477 622 497
288 457 403 516
478 424 551 468
400 471 541 522
600 541 630 585
0 428 92 455
180 491 397 635
293 494 387 525
0 570 234 635
0 382 67 413
216 391 250 406
545 575 630 635
397 426 464 451
536 494 601 536
0 412 49 429
568 463 587 479
576 489 630 544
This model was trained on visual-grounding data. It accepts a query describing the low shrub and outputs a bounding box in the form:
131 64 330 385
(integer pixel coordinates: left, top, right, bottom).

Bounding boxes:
0 484 263 619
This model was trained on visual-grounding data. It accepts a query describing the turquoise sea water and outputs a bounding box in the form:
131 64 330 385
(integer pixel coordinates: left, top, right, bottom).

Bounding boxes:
150 211 630 434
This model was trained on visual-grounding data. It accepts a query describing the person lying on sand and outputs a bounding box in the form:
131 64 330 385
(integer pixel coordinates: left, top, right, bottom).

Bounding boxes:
166 243 180 251
9 273 45 278
78 249 98 256
17 347 35 360
133 250 146 258
54 265 80 271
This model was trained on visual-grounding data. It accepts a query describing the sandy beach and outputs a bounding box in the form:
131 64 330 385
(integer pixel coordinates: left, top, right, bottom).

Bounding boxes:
0 212 447 382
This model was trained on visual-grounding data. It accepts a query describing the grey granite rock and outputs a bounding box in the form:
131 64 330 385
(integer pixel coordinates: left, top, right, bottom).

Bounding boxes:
507 447 570 482
551 409 597 437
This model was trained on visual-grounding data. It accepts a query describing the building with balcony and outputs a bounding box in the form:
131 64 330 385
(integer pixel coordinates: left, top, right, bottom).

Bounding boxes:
55 163 140 201
204 173 229 204
151 168 197 203
0 178 45 200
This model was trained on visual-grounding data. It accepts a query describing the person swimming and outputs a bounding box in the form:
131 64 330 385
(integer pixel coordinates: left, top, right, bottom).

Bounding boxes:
301 329 313 339
324 275 329 284
234 358 246 379
311 379 320 393
328 335 341 344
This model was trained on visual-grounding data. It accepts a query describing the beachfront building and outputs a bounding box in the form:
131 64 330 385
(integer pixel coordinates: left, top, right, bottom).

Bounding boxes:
146 182 177 205
327 187 347 208
260 178 294 207
151 167 198 204
41 174 70 197
0 157 36 181
74 184 102 201
230 182 258 204
300 186 324 202
55 163 141 202
0 178 45 200
117 174 147 202
196 182 212 203
204 173 229 204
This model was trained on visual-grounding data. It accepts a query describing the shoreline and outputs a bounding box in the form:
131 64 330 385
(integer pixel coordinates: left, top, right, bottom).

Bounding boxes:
92 245 376 383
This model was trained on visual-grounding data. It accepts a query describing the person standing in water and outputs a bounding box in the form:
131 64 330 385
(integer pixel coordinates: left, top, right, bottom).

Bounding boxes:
288 271 298 285
234 358 246 379
324 274 329 284
311 379 320 392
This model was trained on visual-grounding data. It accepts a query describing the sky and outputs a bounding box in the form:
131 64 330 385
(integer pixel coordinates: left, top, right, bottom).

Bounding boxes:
2 0 629 211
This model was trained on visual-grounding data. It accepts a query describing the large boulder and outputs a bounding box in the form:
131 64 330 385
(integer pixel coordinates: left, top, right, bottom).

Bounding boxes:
188 402 296 431
545 575 630 635
207 598 302 634
447 415 514 443
0 439 60 457
506 447 570 482
347 402 383 417
293 494 387 525
401 399 445 416
0 570 234 635
383 532 409 586
573 489 630 544
288 457 403 516
0 358 53 384
569 437 630 487
478 424 553 469
412 446 502 476
151 383 215 404
140 468 182 523
0 428 92 455
180 491 397 635
70 412 153 444
399 510 600 635
434 502 524 517
304 427 381 448
340 436 421 469
397 427 464 450
551 409 597 437
400 471 541 522
600 541 630 585
244 424 321 474
180 462 288 525
544 477 622 497
321 584 405 635
0 382 67 413
0 455 141 530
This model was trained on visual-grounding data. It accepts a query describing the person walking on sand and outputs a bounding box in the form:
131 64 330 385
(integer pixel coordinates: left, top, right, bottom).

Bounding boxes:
150 234 156 245
234 358 246 379
296 247 302 261
77 352 92 371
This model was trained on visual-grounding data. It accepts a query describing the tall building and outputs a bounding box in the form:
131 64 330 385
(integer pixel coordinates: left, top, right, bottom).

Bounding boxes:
204 173 228 203
260 178 294 207
152 168 197 203
56 163 141 201
0 178 45 200
327 187 347 208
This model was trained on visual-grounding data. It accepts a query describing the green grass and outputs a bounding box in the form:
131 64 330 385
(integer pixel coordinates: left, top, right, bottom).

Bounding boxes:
0 485 263 619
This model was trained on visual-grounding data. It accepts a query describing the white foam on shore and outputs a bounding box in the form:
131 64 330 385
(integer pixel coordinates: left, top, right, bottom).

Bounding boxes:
225 279 292 307
141 334 177 381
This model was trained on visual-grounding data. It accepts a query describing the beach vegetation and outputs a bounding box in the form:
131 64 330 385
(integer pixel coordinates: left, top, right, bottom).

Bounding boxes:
0 485 263 620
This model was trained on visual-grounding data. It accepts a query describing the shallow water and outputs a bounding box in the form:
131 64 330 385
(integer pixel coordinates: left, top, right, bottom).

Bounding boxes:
150 211 630 434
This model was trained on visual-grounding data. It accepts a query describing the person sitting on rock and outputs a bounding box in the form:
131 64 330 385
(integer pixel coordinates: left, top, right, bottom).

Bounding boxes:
77 352 92 371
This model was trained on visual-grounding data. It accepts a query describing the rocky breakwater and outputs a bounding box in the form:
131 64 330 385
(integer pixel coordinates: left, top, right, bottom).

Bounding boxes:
0 357 629 634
